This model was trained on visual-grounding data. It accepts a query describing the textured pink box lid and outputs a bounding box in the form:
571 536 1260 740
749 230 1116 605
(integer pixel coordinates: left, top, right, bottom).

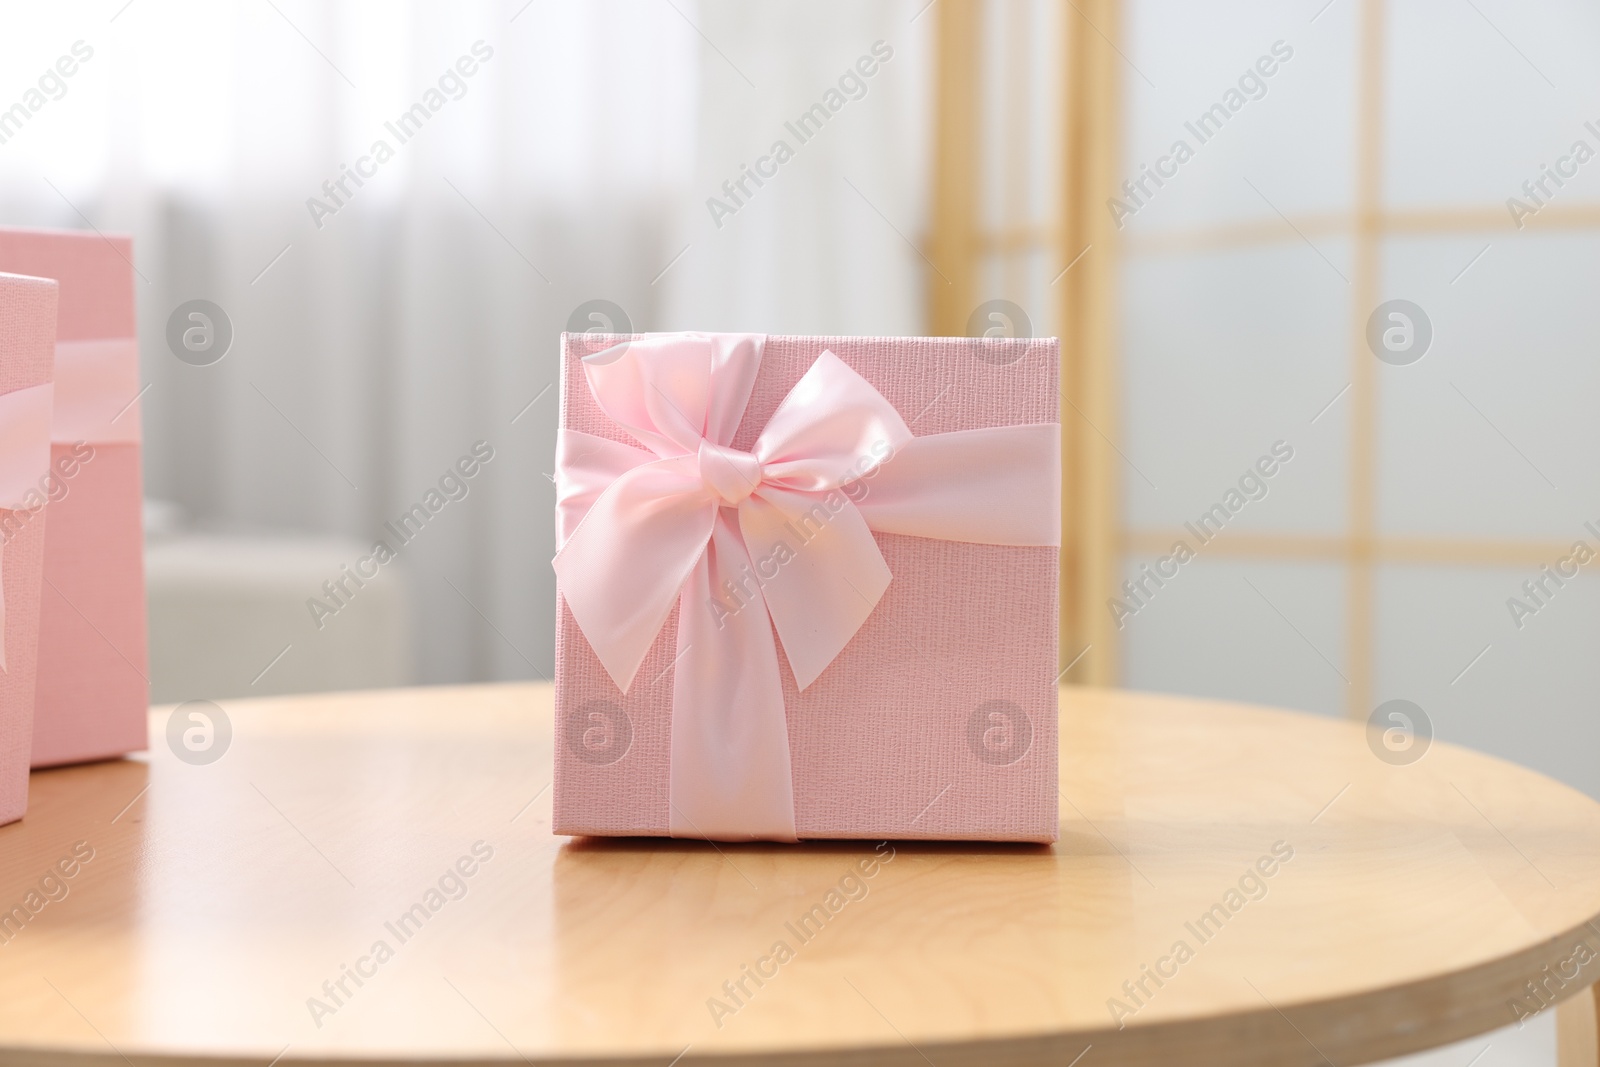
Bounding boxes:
0 228 149 768
0 272 57 824
554 334 1060 842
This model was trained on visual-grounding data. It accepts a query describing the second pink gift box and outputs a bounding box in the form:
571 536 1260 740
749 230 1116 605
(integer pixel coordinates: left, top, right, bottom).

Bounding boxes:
553 332 1060 842
0 272 58 824
0 228 148 768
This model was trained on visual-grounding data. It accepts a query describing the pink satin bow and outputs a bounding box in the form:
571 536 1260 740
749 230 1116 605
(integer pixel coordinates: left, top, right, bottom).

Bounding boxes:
555 333 1059 841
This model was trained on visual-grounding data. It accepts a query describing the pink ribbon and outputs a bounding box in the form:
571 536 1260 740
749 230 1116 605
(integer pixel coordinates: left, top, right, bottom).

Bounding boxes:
554 333 1059 841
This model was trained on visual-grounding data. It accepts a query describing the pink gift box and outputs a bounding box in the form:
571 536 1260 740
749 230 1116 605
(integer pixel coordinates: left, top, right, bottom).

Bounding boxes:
0 229 148 769
553 334 1060 841
0 272 58 824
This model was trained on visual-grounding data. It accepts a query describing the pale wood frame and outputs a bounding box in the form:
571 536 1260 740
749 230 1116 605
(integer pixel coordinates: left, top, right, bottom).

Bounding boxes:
1056 0 1121 686
925 0 1600 721
926 0 1121 685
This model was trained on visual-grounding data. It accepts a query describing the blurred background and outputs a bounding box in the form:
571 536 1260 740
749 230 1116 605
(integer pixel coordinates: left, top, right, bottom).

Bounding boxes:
0 2 1592 1060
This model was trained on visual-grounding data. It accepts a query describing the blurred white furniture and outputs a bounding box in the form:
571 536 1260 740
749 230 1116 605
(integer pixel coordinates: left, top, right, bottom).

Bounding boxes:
145 528 410 703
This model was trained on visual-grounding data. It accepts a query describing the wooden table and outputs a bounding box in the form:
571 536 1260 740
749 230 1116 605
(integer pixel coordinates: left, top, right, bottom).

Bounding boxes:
3 684 1600 1067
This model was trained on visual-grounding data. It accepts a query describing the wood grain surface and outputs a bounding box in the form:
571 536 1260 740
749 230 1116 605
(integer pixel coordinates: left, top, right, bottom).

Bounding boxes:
1 683 1598 1066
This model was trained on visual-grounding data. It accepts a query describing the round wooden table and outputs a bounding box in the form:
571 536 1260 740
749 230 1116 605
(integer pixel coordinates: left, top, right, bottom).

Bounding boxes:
3 684 1600 1067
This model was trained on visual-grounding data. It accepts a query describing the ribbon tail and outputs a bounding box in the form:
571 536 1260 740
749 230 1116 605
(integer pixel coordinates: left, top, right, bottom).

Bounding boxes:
669 510 798 842
552 454 715 693
739 487 891 691
554 429 656 550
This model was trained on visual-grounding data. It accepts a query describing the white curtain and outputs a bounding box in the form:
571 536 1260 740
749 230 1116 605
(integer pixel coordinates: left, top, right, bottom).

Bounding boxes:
659 1 931 336
0 0 929 685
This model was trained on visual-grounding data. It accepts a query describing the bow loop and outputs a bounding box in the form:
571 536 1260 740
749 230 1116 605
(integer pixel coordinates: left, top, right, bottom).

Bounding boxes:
753 350 913 491
581 333 764 457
